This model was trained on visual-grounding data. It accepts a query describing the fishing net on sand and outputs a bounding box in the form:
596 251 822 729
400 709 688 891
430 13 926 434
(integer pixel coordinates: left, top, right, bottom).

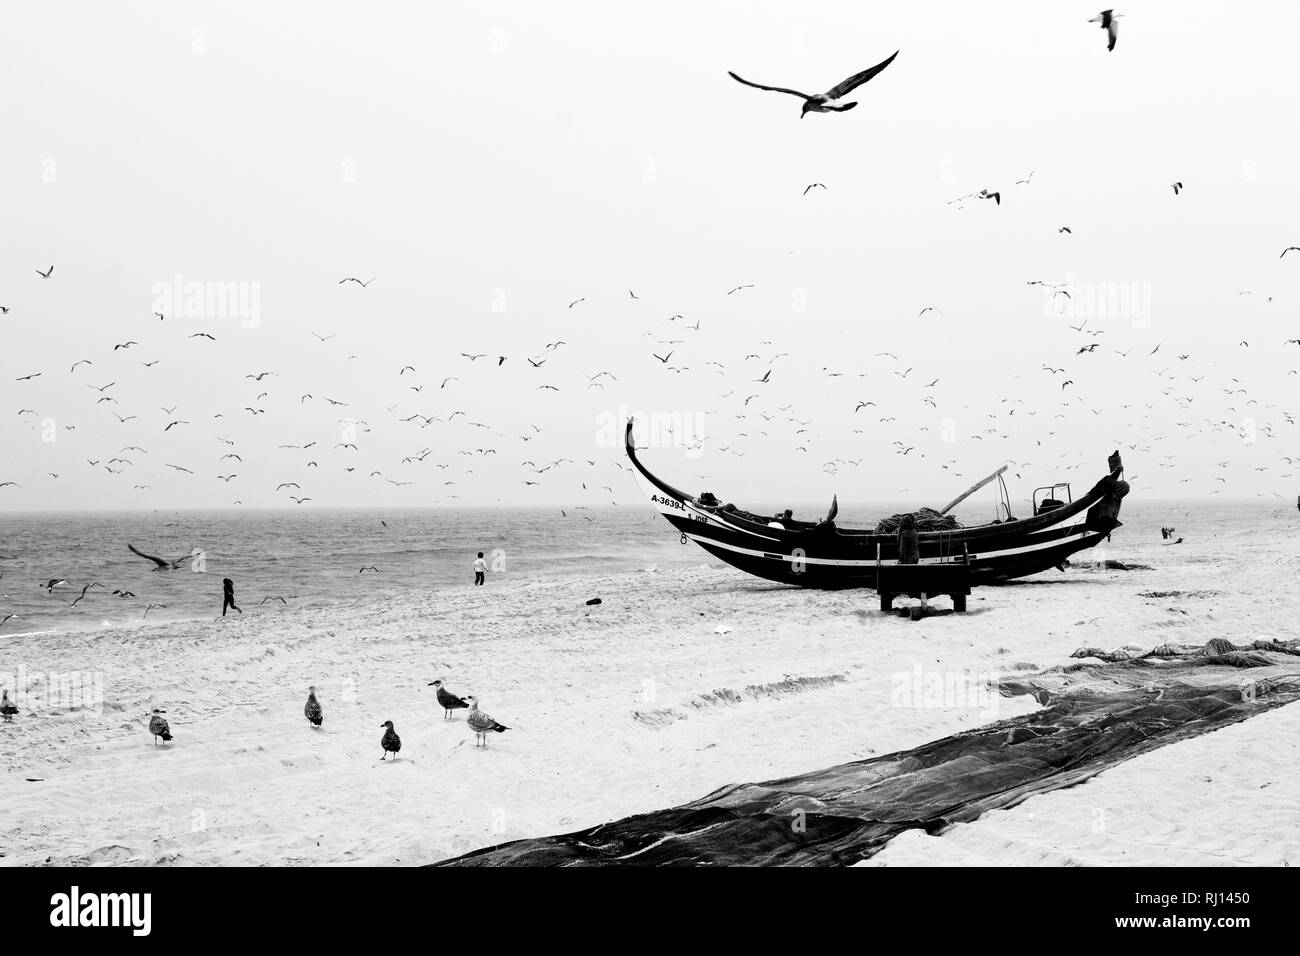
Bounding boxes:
873 507 962 534
439 639 1300 867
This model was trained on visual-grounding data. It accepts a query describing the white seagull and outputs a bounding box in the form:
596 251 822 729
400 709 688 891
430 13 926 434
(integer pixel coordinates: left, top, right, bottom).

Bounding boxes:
465 696 510 747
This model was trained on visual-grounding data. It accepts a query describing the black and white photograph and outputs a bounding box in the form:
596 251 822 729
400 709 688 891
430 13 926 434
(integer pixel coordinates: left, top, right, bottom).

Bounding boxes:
1 0 1294 936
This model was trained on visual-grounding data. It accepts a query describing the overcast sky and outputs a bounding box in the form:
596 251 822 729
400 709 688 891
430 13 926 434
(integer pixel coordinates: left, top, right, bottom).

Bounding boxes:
2 0 1297 514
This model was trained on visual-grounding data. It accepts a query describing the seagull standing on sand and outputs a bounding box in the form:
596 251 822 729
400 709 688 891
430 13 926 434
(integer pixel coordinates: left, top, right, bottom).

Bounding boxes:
465 696 510 747
305 686 323 727
1 690 19 722
380 720 401 760
428 679 469 719
148 709 172 744
728 51 899 118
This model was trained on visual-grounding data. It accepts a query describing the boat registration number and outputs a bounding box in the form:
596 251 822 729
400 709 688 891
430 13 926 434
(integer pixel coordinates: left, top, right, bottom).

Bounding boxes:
651 494 684 511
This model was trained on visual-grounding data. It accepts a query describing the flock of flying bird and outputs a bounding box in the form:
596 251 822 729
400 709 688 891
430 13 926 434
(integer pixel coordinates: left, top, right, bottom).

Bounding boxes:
0 14 1296 844
2 7 1298 636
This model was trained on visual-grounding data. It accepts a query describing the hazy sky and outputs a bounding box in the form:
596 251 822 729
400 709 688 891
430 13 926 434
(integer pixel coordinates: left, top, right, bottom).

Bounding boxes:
2 0 1298 514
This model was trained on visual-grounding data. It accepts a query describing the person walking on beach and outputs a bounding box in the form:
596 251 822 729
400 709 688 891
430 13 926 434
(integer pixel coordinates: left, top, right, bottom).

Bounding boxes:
472 552 487 586
221 577 241 616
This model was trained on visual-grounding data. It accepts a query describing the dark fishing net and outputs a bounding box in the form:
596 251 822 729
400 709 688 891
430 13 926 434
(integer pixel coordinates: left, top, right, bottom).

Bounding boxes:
438 643 1300 867
873 507 962 535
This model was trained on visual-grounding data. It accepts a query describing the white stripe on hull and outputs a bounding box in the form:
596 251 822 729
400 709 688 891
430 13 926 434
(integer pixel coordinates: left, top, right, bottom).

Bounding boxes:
635 475 1090 547
682 526 1100 567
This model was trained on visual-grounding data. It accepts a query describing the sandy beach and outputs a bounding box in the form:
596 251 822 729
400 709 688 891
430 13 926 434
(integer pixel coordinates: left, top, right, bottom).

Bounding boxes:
2 517 1296 867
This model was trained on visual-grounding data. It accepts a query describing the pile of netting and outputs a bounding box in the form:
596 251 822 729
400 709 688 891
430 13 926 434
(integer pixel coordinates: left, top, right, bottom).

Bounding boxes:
438 640 1300 867
872 507 962 534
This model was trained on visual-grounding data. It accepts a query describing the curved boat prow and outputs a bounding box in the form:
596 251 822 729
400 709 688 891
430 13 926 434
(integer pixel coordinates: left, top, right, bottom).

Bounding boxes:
1085 450 1130 535
625 419 697 513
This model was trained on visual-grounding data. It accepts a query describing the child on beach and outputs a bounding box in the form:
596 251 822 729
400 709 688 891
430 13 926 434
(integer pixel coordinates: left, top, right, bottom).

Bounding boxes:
222 577 241 616
472 553 487 586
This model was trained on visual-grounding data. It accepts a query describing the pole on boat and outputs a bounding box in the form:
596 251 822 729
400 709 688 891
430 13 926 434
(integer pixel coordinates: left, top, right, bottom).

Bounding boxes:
937 465 1009 516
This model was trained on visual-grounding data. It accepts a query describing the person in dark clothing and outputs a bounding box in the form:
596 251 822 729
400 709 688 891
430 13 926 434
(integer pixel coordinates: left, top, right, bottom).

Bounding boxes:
222 577 241 616
897 514 920 565
472 552 487 586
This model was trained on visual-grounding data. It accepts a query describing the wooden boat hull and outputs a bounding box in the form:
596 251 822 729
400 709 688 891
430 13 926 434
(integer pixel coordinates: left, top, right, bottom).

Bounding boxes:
625 422 1128 589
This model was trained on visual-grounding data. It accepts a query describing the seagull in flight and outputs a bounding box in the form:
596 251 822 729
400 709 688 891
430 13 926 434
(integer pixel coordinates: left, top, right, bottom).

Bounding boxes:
728 51 899 118
338 277 374 287
128 543 191 570
1089 9 1121 51
36 265 54 278
802 183 826 195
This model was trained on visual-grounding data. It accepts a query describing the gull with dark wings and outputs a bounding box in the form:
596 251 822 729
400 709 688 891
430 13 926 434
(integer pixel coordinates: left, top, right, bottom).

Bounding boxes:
1089 9 1121 52
728 51 899 118
127 543 191 570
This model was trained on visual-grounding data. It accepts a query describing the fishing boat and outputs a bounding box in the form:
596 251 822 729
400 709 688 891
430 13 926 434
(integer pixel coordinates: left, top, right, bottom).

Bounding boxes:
625 420 1129 589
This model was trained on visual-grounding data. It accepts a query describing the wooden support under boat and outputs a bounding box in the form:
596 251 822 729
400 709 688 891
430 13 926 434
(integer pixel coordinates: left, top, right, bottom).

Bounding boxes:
875 541 972 614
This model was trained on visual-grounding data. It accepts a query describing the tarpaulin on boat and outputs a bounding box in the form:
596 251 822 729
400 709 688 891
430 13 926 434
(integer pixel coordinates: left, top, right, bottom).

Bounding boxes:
872 507 963 535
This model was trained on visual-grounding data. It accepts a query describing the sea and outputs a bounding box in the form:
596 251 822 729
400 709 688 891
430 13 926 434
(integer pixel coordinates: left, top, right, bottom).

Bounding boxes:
0 497 1293 636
